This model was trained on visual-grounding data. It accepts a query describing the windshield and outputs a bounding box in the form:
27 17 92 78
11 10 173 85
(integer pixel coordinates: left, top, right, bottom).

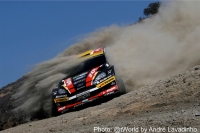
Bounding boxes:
79 54 107 72
60 54 107 83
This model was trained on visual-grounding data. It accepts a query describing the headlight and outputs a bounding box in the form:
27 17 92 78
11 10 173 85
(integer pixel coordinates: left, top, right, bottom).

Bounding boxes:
95 72 106 81
58 88 67 94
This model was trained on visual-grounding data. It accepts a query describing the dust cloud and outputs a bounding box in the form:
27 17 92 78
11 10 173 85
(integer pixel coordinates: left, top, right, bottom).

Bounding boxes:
12 1 200 118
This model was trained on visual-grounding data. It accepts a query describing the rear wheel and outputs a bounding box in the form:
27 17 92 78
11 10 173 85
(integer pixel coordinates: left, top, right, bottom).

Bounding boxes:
115 75 126 95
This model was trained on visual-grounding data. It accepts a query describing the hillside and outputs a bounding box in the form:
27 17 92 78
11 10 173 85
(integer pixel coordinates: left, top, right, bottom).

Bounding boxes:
0 76 28 130
1 65 200 133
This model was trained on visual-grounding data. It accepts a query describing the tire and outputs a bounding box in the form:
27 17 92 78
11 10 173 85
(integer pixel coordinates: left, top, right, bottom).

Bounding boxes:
115 75 126 95
51 98 59 116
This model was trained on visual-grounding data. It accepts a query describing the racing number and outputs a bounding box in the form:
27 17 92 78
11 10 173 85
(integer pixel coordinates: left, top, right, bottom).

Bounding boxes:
66 78 72 86
63 78 74 92
89 69 96 78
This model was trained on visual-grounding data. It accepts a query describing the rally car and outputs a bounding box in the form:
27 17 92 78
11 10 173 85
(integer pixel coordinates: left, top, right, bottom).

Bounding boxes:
52 47 126 115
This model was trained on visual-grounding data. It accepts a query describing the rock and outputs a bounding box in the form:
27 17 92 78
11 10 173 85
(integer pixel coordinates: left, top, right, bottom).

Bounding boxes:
166 79 171 83
195 113 200 116
62 120 67 123
194 66 199 71
181 110 185 113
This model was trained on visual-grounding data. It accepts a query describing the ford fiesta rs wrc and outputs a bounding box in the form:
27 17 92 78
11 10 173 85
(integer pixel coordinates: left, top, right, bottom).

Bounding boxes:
52 47 126 115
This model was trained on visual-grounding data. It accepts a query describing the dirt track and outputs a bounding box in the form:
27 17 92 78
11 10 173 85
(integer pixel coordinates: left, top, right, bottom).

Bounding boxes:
1 65 200 133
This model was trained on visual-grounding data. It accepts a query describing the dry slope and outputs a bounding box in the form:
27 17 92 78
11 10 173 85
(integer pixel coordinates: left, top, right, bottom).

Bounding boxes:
1 65 200 133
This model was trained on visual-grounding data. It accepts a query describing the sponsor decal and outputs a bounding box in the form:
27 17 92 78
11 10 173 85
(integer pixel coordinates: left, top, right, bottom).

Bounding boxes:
77 85 85 91
63 78 72 86
104 76 115 84
74 78 85 85
77 50 92 57
100 82 105 87
62 78 72 89
77 82 84 87
58 106 66 112
106 86 117 93
79 48 104 60
89 69 96 78
94 75 112 84
54 97 69 103
62 78 75 94
91 48 103 54
73 72 88 81
103 85 118 95
73 76 84 81
86 66 99 82
56 95 68 98
104 92 115 96
96 76 115 88
76 82 85 90
86 66 100 87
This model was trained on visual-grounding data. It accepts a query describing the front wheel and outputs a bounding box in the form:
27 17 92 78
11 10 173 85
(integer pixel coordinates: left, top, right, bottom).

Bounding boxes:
51 99 59 116
115 75 126 95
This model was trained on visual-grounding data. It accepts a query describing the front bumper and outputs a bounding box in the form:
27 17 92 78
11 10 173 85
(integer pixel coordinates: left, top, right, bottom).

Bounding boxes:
57 85 119 113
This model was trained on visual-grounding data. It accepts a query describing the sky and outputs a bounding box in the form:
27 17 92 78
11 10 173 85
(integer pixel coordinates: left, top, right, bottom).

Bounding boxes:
0 1 156 88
